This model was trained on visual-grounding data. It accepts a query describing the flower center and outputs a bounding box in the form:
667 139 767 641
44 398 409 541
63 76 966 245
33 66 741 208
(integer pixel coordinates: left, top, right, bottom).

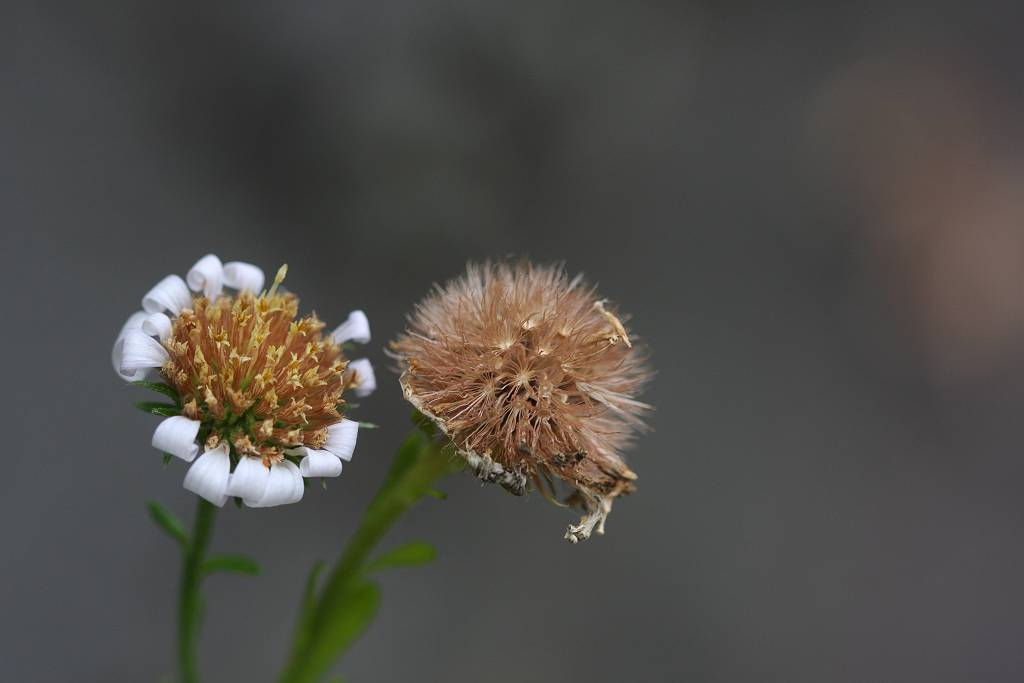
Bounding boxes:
161 291 352 466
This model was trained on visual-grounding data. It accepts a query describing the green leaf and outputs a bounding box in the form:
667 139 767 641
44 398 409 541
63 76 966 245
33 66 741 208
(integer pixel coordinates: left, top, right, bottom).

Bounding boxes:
304 581 381 676
411 410 438 437
385 433 423 486
129 380 181 405
203 554 261 576
366 542 437 572
146 501 187 546
290 560 326 658
162 453 173 467
135 401 180 417
425 488 448 501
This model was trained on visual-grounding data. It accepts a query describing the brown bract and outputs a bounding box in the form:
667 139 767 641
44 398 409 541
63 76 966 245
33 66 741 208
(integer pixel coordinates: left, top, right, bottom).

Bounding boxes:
162 290 357 467
391 262 652 542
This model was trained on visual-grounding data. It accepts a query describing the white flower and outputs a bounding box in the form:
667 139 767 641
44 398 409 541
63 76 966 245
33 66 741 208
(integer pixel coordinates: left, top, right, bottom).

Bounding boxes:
225 456 270 503
223 261 265 293
348 358 376 397
292 446 344 477
112 311 150 381
113 254 373 508
323 419 359 462
183 443 232 507
332 310 371 344
152 416 201 462
247 461 304 508
186 254 223 299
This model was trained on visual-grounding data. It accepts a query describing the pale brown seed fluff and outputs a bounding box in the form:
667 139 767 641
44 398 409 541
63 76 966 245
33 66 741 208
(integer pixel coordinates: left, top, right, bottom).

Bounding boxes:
391 262 652 542
162 285 361 468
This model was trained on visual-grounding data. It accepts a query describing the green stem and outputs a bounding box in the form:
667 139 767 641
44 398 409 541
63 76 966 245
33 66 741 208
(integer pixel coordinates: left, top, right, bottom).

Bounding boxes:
179 497 217 683
278 428 459 683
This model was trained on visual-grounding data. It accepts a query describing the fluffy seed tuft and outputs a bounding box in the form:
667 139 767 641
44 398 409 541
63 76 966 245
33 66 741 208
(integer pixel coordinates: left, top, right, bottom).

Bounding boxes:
391 262 652 542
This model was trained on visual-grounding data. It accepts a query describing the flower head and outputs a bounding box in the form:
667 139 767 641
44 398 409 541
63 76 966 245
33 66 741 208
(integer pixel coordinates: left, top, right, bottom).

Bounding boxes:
112 254 375 507
391 262 651 542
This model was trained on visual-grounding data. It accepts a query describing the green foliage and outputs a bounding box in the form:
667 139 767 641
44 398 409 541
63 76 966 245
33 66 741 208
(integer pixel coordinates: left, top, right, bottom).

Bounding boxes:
297 582 381 681
203 554 261 577
289 560 326 661
366 542 437 573
130 380 181 405
378 433 423 500
135 401 181 417
411 410 438 437
162 453 173 467
278 422 460 683
147 500 187 546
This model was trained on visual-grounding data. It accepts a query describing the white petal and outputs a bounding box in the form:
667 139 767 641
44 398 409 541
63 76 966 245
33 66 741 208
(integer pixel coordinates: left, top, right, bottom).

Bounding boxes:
331 310 371 345
142 275 192 315
225 456 270 501
323 419 359 462
112 311 149 381
151 416 200 462
297 447 343 478
120 329 169 375
183 444 230 507
247 460 304 507
142 312 173 341
186 254 224 299
222 262 265 293
284 460 305 503
348 358 376 397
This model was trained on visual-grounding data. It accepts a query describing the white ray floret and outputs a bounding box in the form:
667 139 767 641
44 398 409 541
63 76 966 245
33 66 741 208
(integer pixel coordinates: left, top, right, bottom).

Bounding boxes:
247 460 303 507
142 274 192 316
292 446 344 478
152 416 201 462
112 311 149 381
186 254 224 299
142 312 173 341
332 309 371 345
223 261 265 293
183 443 231 507
115 254 370 508
323 419 359 462
120 328 169 376
348 358 376 397
225 456 271 502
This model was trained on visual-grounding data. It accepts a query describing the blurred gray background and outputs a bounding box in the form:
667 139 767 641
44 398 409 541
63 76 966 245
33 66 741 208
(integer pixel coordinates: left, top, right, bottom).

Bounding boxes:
6 1 1024 681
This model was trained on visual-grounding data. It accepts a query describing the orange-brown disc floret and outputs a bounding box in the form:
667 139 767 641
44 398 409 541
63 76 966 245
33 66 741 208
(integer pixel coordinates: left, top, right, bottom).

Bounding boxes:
162 290 357 467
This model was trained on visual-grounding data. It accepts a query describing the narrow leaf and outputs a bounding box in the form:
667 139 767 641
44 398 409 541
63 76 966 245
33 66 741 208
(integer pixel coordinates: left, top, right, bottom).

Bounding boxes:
380 433 423 495
411 410 438 437
288 561 326 664
147 501 187 546
366 542 437 572
130 380 181 405
305 581 381 676
135 401 181 417
162 453 173 467
203 554 261 576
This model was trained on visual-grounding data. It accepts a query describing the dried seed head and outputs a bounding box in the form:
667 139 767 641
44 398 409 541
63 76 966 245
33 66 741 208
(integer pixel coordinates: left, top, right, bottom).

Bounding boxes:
391 262 652 542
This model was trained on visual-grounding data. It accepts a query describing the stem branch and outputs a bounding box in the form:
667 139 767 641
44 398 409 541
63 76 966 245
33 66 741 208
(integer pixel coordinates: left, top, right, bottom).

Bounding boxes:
179 497 217 683
278 428 459 683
